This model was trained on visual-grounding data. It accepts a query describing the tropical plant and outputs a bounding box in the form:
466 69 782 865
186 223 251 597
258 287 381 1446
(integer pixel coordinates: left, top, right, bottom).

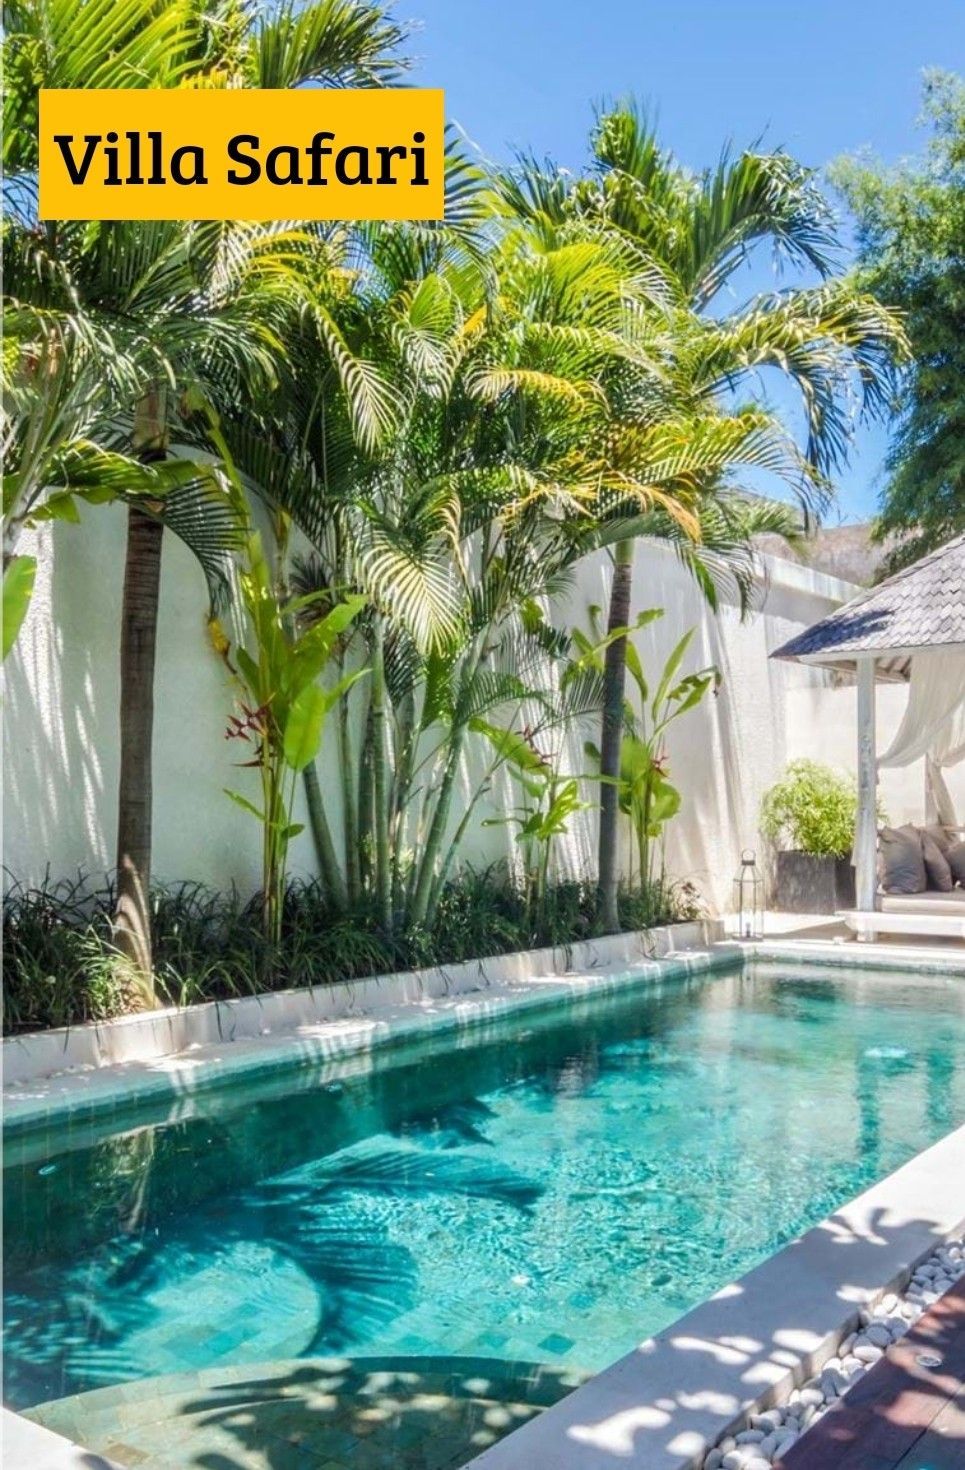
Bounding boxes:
760 759 866 857
225 218 684 934
2 555 35 662
213 534 365 942
497 108 907 929
2 0 409 983
831 71 965 572
240 202 843 939
581 612 717 886
1 310 233 661
482 721 593 931
2 868 695 1034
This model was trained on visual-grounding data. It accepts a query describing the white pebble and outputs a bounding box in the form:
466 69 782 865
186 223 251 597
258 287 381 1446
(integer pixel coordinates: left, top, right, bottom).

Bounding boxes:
698 1236 965 1470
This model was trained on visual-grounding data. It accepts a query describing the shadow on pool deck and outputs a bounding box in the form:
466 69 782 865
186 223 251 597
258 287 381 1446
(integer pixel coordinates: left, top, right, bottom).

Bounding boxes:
26 1355 587 1469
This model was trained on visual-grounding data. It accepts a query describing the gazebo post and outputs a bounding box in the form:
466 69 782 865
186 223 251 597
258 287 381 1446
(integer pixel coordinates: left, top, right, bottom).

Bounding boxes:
855 656 878 927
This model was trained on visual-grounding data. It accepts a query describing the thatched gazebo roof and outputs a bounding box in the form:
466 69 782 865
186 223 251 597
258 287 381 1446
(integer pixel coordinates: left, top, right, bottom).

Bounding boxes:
772 531 965 681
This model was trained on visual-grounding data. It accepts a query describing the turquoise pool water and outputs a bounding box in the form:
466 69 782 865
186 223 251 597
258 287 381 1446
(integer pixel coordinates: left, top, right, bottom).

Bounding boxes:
4 960 965 1413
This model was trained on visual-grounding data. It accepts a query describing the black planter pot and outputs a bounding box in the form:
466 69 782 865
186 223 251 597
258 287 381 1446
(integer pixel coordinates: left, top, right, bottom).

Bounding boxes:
772 850 855 914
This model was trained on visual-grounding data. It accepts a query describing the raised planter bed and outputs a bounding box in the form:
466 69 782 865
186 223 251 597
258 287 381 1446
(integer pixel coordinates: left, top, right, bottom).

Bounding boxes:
1 919 720 1088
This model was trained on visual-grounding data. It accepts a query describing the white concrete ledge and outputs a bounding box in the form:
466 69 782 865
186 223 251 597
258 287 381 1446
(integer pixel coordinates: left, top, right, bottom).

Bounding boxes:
746 936 965 974
3 922 725 1133
2 922 718 1088
466 1124 965 1470
1 1406 119 1469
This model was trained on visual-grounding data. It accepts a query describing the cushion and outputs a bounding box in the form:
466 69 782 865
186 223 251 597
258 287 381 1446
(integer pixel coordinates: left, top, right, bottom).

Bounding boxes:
921 829 954 892
877 824 927 895
948 840 965 887
923 823 953 856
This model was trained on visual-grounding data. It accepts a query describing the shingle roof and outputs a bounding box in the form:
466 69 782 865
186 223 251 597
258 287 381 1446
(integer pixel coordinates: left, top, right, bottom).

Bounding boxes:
772 532 965 677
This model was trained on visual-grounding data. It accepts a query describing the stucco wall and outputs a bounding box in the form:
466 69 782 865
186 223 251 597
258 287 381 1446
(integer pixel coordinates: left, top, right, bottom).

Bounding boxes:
5 505 916 913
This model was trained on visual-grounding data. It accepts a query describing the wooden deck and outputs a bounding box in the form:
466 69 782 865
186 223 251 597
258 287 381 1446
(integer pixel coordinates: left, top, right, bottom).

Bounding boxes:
776 1278 965 1470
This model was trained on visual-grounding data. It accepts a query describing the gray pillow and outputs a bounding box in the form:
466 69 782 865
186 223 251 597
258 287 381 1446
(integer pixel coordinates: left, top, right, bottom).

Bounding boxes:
921 829 954 892
948 840 965 888
878 825 927 895
923 823 953 856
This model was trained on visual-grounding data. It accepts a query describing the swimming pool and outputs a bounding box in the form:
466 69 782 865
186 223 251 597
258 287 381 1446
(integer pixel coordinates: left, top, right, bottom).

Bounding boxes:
5 960 965 1440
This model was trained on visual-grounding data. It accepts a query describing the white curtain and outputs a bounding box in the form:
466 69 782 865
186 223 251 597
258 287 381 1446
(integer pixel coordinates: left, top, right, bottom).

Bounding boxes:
879 648 965 770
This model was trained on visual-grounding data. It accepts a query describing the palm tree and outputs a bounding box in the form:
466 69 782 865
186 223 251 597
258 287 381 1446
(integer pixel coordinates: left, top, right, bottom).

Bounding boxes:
230 216 822 933
498 110 905 930
2 0 408 982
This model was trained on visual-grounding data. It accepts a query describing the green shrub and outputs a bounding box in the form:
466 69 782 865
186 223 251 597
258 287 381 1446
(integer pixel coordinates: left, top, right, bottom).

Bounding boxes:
760 759 871 857
2 867 703 1034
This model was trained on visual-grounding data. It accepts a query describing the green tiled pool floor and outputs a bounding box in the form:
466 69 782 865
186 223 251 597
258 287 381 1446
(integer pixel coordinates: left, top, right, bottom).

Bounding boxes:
25 1356 586 1469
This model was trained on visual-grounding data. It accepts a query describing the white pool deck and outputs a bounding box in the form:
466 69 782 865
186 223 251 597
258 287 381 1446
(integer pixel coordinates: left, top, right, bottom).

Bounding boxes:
1 1406 120 1468
2 917 964 1470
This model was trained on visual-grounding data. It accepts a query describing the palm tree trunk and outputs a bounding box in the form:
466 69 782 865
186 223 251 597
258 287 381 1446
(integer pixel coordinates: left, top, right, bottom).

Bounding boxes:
409 636 486 929
338 682 361 904
113 507 163 995
409 731 462 928
369 617 392 929
597 537 634 932
303 761 348 909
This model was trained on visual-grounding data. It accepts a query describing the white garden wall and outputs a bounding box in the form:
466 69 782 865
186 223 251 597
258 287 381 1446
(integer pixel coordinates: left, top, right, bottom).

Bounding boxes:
6 503 947 913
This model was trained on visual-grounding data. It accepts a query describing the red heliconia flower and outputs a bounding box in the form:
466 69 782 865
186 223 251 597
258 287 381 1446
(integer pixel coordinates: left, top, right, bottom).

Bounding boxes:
225 701 270 744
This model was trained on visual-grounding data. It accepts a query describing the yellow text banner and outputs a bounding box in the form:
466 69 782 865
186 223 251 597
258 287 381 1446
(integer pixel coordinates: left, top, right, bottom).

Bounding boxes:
39 88 444 221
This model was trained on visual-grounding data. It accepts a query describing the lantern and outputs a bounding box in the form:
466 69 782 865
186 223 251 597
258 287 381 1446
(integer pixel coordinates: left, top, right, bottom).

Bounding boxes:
733 849 764 940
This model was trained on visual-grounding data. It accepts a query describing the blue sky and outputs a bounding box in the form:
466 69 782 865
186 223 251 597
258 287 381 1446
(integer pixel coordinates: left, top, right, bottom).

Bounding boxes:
408 0 964 524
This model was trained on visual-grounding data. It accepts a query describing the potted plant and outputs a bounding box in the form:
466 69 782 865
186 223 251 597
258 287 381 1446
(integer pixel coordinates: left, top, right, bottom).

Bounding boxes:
760 760 868 913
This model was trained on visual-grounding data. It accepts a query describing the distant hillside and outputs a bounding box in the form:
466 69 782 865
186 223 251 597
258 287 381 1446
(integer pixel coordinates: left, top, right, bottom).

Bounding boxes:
757 524 894 588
